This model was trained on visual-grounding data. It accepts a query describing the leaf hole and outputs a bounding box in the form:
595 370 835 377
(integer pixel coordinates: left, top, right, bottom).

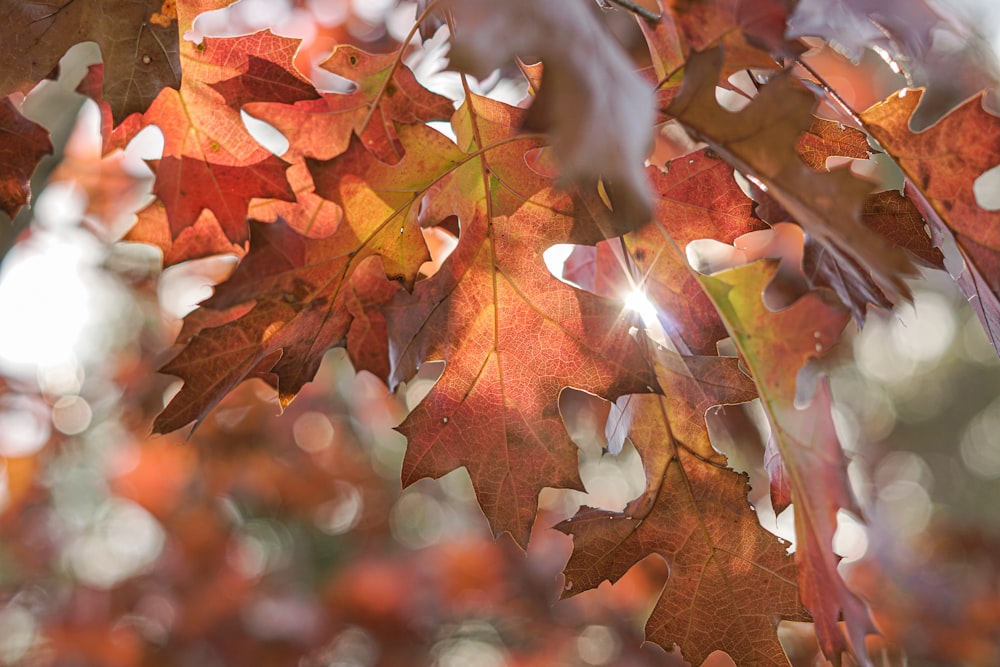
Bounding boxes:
241 110 290 156
973 163 1000 210
403 361 445 411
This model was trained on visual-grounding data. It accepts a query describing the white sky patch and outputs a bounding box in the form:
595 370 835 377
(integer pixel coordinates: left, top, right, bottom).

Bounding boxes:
0 233 93 374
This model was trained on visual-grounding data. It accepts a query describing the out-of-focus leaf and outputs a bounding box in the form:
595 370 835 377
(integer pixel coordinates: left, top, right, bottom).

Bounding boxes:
847 523 1000 667
444 0 655 229
788 0 1000 124
0 97 51 218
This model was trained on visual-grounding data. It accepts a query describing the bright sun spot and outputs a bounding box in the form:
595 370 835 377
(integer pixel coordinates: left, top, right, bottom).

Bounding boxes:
623 288 658 327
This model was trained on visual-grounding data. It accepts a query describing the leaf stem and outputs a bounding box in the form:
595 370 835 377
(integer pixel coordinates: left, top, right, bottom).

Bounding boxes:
795 58 865 126
602 0 660 23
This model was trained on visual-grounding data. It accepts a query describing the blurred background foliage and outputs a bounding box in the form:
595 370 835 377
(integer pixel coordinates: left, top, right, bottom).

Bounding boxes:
1 1 999 666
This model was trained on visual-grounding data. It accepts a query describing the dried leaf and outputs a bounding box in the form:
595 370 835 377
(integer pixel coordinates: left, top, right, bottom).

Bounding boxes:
558 348 808 666
863 88 1000 356
699 261 876 665
445 0 654 229
0 0 184 124
669 47 917 301
385 94 657 546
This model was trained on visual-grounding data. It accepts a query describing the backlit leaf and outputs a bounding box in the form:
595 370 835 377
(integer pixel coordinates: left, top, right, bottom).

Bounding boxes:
558 348 808 666
0 97 51 219
385 93 657 546
669 47 917 301
863 88 1000 356
699 261 876 665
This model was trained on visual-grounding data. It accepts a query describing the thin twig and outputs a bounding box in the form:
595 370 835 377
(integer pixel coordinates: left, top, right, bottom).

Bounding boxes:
796 58 865 126
603 0 660 23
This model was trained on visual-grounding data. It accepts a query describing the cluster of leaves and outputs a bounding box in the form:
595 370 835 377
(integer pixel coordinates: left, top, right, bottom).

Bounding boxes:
4 0 1000 665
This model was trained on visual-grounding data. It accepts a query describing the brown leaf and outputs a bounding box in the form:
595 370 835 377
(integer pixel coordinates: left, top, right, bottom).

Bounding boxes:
863 88 1000 356
558 349 808 666
444 0 654 229
699 261 876 665
0 0 183 125
664 0 803 56
0 97 51 219
669 47 917 301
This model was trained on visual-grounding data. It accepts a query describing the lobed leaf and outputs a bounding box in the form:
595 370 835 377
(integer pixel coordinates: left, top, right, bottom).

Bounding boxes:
384 93 657 546
153 121 463 433
0 0 185 125
863 88 1000 357
699 261 876 666
558 348 808 666
668 47 917 301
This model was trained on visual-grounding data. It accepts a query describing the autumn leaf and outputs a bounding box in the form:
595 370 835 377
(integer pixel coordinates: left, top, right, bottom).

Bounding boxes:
663 0 802 56
381 93 657 546
557 348 808 666
750 120 941 322
699 261 876 665
242 46 454 238
863 88 1000 356
788 0 999 124
0 97 52 219
802 190 945 323
153 122 463 433
444 0 655 229
796 118 872 171
0 0 182 125
630 150 769 354
560 150 768 356
135 30 319 254
124 200 246 266
668 47 916 301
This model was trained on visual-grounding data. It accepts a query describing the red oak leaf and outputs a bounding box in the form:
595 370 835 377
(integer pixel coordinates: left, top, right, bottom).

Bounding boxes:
560 150 768 355
0 0 182 125
669 47 917 301
154 122 462 432
557 349 808 666
863 88 1000 356
381 93 658 546
135 30 320 256
630 150 769 354
796 118 872 171
242 46 453 238
699 261 876 666
0 97 52 219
